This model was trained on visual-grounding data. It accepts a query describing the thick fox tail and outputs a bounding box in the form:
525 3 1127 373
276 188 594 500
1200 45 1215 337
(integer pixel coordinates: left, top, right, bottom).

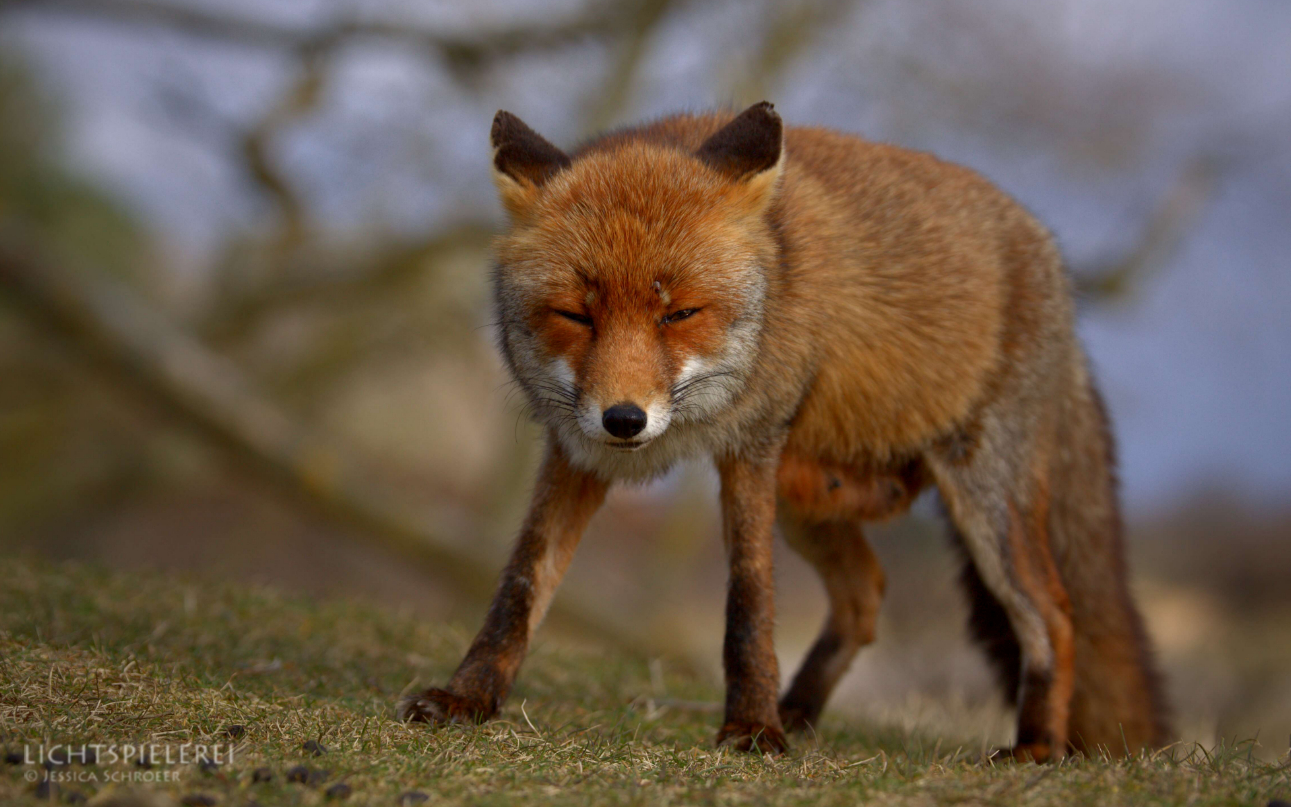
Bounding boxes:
958 372 1170 756
1052 379 1170 754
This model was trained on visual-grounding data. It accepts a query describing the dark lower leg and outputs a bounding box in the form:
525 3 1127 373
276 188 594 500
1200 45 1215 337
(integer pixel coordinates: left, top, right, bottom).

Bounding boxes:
779 624 851 731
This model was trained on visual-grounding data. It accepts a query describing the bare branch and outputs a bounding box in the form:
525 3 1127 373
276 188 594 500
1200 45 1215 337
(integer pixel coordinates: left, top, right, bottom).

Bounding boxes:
1076 155 1223 302
3 0 630 59
240 45 331 266
584 0 674 134
5 0 669 268
201 224 493 344
731 0 858 106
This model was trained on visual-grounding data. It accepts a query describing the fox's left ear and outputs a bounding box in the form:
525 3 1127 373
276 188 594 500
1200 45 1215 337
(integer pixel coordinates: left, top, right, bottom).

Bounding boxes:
696 101 784 214
491 111 571 219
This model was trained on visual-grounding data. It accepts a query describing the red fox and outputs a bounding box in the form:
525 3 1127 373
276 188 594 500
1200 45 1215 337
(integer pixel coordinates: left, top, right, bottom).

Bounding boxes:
399 102 1170 760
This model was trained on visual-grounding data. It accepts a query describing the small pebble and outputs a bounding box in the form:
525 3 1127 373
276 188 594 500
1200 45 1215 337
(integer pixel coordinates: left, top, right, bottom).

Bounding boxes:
198 757 220 775
180 795 216 807
223 725 246 740
398 792 429 806
79 747 98 766
135 754 153 769
324 782 351 800
287 765 329 785
4 750 23 765
250 766 274 783
302 740 327 757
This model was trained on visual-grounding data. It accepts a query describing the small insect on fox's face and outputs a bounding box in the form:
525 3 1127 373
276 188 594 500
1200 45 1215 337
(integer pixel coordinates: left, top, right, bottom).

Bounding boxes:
489 104 784 469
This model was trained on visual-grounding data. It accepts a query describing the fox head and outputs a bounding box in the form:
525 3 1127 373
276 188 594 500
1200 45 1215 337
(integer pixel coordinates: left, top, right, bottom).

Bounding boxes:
490 103 784 474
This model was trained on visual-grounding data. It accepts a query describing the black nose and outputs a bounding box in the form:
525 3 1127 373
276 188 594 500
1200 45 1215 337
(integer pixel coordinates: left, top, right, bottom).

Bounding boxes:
602 403 647 439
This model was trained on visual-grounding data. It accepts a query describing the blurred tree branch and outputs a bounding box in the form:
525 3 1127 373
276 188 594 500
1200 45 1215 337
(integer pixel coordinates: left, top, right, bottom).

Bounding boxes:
239 45 330 269
731 0 858 105
4 0 630 60
584 0 673 133
0 229 665 661
1075 155 1223 302
201 225 493 344
4 0 670 274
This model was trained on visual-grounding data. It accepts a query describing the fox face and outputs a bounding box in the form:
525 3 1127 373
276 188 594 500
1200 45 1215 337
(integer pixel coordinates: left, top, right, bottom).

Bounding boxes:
490 106 785 478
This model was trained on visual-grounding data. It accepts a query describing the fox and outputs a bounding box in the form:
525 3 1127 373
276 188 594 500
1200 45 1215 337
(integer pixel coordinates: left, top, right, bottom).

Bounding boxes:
398 102 1170 761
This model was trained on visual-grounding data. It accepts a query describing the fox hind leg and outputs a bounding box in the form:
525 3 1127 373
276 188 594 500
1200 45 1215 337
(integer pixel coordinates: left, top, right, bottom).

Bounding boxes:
774 456 924 733
777 518 885 733
929 437 1075 762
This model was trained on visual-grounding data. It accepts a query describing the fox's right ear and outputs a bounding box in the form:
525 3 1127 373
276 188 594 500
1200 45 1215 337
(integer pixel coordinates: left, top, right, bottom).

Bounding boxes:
696 102 784 216
491 111 570 219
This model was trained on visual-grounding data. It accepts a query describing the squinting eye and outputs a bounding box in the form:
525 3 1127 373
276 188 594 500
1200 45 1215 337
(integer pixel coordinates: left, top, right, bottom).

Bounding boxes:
554 309 593 326
663 308 700 324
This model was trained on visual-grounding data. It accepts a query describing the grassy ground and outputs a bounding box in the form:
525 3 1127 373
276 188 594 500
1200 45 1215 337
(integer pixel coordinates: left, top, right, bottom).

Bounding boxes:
1 557 1287 806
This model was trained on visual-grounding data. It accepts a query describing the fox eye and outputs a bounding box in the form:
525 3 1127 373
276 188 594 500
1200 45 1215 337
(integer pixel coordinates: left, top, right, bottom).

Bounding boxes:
663 308 700 324
554 309 593 326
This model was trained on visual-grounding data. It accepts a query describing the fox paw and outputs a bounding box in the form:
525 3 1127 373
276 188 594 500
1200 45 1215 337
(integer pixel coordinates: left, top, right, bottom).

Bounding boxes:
398 688 494 725
716 720 789 755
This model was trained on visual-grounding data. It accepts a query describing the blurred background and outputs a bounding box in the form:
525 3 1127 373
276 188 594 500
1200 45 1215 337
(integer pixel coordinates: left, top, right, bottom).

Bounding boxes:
1 0 1288 758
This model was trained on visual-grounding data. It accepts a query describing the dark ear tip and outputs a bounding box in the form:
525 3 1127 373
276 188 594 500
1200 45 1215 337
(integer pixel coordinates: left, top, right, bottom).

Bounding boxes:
731 101 782 143
491 110 515 148
745 101 780 124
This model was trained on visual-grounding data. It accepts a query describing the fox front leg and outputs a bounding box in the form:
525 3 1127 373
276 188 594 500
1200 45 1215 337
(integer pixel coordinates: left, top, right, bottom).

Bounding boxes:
399 440 607 725
714 446 789 754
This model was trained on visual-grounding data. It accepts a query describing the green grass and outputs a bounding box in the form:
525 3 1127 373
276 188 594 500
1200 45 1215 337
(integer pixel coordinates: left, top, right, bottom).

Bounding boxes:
1 557 1287 806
